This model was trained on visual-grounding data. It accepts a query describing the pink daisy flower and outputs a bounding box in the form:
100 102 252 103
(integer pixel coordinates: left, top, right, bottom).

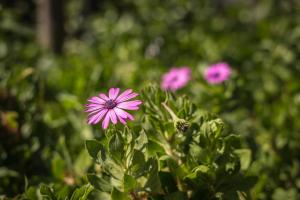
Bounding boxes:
204 62 232 84
85 88 142 129
161 66 191 91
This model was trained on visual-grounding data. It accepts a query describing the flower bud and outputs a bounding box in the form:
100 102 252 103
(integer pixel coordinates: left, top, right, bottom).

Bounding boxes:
175 119 190 132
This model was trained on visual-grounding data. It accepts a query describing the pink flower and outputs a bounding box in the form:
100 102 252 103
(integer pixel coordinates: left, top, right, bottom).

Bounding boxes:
85 88 142 129
204 62 232 84
161 67 191 91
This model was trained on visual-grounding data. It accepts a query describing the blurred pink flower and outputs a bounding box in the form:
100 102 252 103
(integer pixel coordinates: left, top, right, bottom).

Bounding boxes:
161 67 191 91
85 88 142 129
204 63 232 84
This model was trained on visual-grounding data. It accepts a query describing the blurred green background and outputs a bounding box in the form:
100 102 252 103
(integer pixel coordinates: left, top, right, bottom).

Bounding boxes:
1 0 300 199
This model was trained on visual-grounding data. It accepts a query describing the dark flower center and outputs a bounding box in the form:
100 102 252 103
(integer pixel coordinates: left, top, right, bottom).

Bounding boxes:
171 76 178 82
211 72 220 78
104 100 116 109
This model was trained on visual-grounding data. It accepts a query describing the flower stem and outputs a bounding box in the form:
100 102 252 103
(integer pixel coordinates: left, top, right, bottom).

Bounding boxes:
161 102 179 121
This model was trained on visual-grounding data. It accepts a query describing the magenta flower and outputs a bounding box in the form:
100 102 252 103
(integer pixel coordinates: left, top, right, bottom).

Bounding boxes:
161 67 191 91
85 88 142 129
204 62 232 84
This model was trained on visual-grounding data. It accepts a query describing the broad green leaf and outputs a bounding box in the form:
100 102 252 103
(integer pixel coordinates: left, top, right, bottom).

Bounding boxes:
74 150 92 175
124 174 137 192
103 158 124 180
167 159 188 179
54 184 70 200
111 188 129 200
70 184 93 200
144 158 162 193
109 132 124 162
130 150 146 177
25 186 38 200
86 140 106 162
234 149 251 170
51 153 65 180
147 134 167 154
134 130 148 151
87 174 112 192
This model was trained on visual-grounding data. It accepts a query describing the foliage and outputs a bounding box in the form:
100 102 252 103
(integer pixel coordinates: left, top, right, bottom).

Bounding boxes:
85 85 254 199
1 0 300 199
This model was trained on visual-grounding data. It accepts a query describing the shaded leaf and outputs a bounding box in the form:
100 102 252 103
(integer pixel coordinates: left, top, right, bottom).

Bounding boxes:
111 188 129 200
40 184 57 200
124 174 137 192
87 174 112 192
70 184 93 200
234 149 251 170
86 140 106 162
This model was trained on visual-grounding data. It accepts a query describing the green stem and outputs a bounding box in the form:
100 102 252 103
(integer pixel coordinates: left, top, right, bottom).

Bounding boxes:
161 103 186 192
161 102 179 121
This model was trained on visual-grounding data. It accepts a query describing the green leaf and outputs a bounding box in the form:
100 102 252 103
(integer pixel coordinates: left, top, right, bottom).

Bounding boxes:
87 174 112 192
111 188 129 200
40 184 57 200
224 135 240 149
148 140 165 156
130 150 146 177
0 167 18 177
184 165 210 180
70 184 93 200
103 158 124 180
189 143 203 161
234 149 251 170
74 150 92 175
134 130 148 151
159 172 177 194
86 140 106 162
144 158 161 193
109 132 124 162
167 159 188 179
51 153 65 180
55 184 70 200
25 186 38 200
218 175 257 198
124 174 137 192
272 188 299 200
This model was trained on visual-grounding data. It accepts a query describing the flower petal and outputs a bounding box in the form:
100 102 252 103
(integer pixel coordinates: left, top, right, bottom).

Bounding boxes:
161 67 191 91
115 89 133 102
87 108 104 117
109 110 117 124
88 109 108 124
113 107 129 118
85 105 104 112
117 115 127 125
116 92 139 103
124 112 134 120
109 88 120 100
87 97 105 104
99 93 110 101
113 107 134 120
117 100 142 110
102 112 111 129
85 103 103 108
